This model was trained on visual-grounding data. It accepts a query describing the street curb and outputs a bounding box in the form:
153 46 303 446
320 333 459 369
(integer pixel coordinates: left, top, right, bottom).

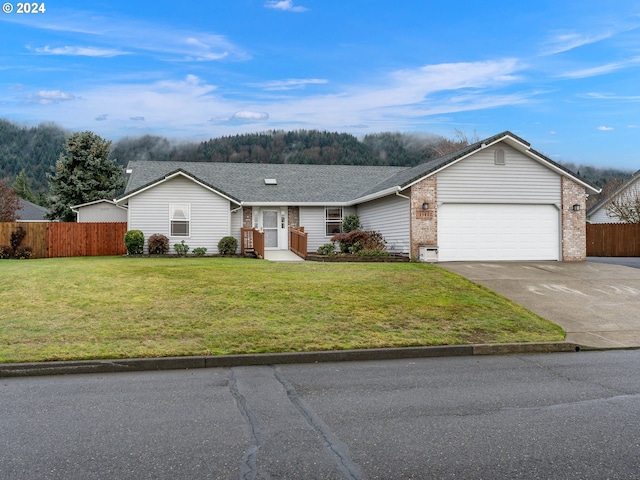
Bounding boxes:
0 342 583 378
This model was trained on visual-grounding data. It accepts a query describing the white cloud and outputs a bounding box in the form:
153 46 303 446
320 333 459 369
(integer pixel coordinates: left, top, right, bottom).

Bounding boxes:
27 90 76 104
583 92 640 101
95 114 108 121
211 111 270 122
541 31 614 56
252 78 328 91
130 116 145 121
559 57 640 79
598 126 614 131
33 45 128 57
265 0 308 12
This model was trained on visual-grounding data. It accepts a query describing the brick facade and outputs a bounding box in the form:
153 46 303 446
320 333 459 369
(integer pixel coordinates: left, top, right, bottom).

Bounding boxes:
561 177 587 261
409 176 438 260
242 207 253 228
288 206 300 228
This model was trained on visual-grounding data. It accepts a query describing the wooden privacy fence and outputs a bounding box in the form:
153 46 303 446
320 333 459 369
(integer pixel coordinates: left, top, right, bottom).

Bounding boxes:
0 222 128 258
587 223 640 257
241 228 265 259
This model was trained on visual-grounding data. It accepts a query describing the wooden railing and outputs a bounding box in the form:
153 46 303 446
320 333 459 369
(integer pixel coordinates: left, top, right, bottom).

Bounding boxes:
289 226 308 259
241 228 265 259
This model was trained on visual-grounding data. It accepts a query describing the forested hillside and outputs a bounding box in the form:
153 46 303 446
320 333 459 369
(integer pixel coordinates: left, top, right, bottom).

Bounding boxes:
0 119 67 195
0 118 633 207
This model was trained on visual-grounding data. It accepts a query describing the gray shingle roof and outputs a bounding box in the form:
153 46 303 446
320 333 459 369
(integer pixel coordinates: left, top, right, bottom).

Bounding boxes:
17 198 49 221
118 131 598 205
122 161 408 204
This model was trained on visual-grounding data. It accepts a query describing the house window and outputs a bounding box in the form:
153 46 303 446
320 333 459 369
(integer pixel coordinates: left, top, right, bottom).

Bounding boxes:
325 207 343 236
494 149 506 165
170 203 190 236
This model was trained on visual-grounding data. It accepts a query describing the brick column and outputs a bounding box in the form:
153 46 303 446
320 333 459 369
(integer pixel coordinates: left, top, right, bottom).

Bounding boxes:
561 177 587 261
242 207 253 228
410 176 437 260
288 206 300 228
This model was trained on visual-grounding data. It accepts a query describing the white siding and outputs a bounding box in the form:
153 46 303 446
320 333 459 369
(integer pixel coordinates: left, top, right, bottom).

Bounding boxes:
357 194 410 254
77 203 127 222
230 208 243 252
589 207 623 224
128 176 231 253
438 145 561 204
300 206 355 253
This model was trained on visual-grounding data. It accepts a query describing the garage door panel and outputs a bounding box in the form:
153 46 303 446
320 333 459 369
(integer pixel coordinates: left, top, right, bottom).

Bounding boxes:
438 204 559 261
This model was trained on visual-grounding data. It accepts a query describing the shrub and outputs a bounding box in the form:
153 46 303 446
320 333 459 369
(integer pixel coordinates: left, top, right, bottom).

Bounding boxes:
192 247 207 256
14 246 33 259
10 227 27 252
218 236 238 255
148 233 170 254
174 240 190 256
341 214 361 233
317 243 336 255
331 230 387 254
124 230 144 255
0 245 12 259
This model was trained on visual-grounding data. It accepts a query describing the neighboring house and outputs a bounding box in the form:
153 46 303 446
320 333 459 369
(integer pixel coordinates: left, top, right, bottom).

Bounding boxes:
587 170 640 224
71 199 128 223
114 131 600 261
16 198 50 222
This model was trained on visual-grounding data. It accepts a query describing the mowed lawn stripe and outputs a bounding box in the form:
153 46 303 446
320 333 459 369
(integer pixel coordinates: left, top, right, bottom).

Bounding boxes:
0 257 564 363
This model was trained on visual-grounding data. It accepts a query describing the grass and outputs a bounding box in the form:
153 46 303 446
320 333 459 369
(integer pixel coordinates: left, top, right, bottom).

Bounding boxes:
0 256 564 363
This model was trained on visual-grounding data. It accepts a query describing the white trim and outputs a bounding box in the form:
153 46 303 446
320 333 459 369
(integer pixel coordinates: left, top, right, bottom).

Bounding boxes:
71 199 128 212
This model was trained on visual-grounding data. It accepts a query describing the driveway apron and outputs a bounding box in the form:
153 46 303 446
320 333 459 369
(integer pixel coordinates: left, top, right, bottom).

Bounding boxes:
439 261 640 349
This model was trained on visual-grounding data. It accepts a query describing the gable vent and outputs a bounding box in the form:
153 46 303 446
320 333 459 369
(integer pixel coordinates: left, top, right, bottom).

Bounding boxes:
264 178 277 185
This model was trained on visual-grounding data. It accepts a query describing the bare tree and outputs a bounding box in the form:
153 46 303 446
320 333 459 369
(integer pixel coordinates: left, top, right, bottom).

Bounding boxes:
606 184 640 223
0 179 22 222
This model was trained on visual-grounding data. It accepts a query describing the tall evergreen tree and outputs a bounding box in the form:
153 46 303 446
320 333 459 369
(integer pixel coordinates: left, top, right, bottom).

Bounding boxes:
46 131 125 222
12 169 36 203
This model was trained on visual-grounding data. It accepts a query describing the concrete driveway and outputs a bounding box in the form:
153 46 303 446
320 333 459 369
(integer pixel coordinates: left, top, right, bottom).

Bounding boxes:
439 261 640 349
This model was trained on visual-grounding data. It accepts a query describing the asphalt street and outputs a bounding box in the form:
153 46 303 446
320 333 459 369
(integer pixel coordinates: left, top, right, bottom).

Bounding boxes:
2 350 640 479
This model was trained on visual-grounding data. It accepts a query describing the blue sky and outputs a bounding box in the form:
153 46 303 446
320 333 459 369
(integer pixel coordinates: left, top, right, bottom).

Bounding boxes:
1 0 640 169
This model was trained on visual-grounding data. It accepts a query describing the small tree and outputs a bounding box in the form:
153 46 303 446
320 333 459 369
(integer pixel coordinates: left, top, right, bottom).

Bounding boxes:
0 180 22 222
341 214 361 233
12 170 36 203
47 131 125 222
606 187 640 223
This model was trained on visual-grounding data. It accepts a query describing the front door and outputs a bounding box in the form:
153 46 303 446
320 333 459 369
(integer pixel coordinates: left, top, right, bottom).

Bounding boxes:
263 210 279 248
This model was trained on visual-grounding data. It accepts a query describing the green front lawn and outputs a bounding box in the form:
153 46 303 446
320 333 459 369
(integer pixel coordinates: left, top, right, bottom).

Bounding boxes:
0 257 564 363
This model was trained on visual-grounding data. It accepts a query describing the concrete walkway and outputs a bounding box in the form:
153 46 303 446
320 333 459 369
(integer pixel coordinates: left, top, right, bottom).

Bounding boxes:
263 250 305 262
439 261 640 349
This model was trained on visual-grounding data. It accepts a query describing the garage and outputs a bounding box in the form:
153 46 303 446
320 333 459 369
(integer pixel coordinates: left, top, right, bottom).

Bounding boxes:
437 203 560 261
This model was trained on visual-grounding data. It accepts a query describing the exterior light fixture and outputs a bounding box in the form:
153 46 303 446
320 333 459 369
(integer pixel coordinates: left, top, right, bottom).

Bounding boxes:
422 202 429 210
572 204 581 211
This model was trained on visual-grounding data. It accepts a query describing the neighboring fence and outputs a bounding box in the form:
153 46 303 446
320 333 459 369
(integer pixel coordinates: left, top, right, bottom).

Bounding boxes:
0 222 127 258
586 223 640 257
289 226 308 259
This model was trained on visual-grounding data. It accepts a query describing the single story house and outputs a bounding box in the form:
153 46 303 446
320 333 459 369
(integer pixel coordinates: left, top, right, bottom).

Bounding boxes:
114 131 600 262
16 198 50 222
71 199 128 223
587 170 640 224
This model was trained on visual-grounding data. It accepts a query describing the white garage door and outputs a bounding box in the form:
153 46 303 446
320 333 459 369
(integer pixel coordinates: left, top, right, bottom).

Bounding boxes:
438 204 560 261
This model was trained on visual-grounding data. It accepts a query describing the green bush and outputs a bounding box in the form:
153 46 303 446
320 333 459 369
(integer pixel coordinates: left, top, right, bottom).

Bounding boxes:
124 230 145 255
192 247 207 256
218 236 238 255
341 214 361 233
317 243 336 255
148 233 170 254
174 240 190 256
